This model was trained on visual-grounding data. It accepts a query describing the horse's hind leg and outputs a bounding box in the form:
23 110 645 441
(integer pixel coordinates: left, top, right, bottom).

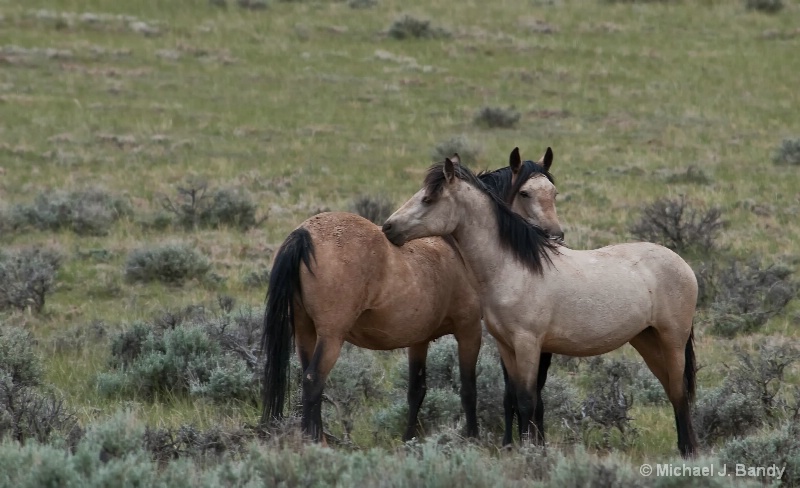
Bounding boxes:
294 305 316 378
634 327 697 458
629 328 669 396
662 339 698 458
456 329 481 438
403 342 429 441
301 335 344 442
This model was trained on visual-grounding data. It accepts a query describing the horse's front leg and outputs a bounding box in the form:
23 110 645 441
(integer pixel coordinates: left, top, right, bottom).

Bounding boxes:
403 342 429 441
456 330 481 438
513 339 544 445
501 359 517 446
534 352 553 444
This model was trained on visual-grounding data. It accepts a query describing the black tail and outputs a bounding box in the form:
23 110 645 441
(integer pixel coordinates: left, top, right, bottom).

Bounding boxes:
684 327 696 404
261 227 315 425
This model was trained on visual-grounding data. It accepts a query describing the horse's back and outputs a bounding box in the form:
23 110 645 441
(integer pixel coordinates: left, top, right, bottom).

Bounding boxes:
295 212 480 347
517 242 696 355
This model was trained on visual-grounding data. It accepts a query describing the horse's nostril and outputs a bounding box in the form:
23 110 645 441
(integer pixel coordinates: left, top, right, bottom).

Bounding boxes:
382 222 393 233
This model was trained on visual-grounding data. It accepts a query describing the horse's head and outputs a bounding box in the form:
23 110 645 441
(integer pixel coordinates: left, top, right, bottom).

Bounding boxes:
508 147 564 241
383 155 467 246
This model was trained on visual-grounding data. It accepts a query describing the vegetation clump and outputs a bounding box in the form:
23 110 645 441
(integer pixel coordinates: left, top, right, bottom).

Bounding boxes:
97 305 262 404
773 138 800 165
350 195 394 225
387 15 450 40
124 243 210 285
161 179 261 231
431 135 482 166
9 188 132 236
694 339 799 445
0 247 61 313
474 107 521 129
0 326 77 445
706 259 797 337
630 195 723 255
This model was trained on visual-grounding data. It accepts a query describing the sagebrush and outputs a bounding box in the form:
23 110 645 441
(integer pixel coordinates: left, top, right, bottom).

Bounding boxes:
0 247 61 313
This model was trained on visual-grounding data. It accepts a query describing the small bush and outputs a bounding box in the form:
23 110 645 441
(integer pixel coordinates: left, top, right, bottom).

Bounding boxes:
773 137 800 165
97 305 263 403
708 259 797 337
0 247 62 313
726 340 800 417
124 243 210 285
665 165 712 185
694 386 765 446
718 419 800 486
694 340 799 445
387 15 449 40
632 366 667 406
80 410 145 461
0 326 77 444
137 211 173 231
324 345 384 440
9 188 132 236
143 423 255 463
474 106 521 129
580 357 638 448
0 327 42 387
241 267 270 289
629 195 723 255
350 195 394 225
542 375 583 439
543 447 640 488
431 134 481 166
50 321 107 354
161 180 261 230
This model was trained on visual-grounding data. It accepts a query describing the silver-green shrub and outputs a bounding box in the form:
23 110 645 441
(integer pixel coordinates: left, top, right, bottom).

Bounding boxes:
124 243 210 285
0 247 61 313
9 188 132 236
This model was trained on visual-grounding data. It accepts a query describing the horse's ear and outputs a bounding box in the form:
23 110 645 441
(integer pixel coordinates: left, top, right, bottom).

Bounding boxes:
444 157 456 183
538 147 553 172
510 147 522 175
450 153 461 165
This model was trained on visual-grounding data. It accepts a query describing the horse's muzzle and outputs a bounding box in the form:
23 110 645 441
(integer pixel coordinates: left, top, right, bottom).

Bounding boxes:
381 222 406 246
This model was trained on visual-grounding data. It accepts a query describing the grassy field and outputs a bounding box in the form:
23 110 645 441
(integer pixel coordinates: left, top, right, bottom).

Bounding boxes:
1 0 800 484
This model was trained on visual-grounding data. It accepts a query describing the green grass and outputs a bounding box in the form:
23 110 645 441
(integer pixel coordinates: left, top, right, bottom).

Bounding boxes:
1 0 799 477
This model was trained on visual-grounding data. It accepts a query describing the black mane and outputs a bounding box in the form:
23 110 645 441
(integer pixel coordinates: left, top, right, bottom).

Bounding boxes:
423 162 558 275
478 161 554 204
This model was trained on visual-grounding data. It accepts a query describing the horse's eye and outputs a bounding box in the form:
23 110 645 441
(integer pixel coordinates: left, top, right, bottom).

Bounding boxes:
519 191 530 199
422 196 432 205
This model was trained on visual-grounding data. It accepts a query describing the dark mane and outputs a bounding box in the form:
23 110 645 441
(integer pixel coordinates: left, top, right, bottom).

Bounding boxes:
478 161 554 204
423 162 558 275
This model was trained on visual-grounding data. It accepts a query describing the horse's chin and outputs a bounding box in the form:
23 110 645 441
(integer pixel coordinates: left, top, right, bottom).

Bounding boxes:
383 229 408 247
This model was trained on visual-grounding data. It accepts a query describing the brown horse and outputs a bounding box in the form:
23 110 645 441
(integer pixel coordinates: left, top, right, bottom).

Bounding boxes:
383 158 699 457
261 154 562 442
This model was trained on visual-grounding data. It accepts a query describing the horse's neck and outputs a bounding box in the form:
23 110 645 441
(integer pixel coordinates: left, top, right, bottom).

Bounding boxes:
451 187 524 290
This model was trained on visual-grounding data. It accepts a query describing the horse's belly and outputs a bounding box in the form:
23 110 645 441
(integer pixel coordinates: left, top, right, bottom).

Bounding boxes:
542 314 650 356
543 333 638 356
344 308 451 351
